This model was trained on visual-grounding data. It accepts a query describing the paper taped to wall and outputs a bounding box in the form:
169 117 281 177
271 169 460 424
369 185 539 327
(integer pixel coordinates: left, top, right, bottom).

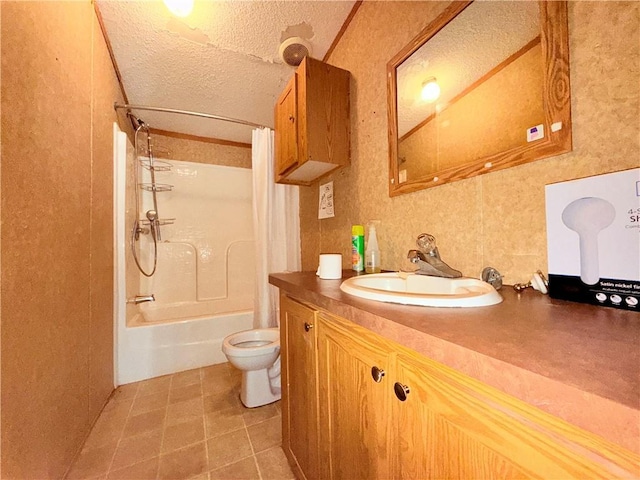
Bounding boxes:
319 181 335 219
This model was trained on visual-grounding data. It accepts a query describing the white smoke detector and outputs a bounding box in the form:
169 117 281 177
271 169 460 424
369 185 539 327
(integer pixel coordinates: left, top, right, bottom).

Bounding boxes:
279 37 312 67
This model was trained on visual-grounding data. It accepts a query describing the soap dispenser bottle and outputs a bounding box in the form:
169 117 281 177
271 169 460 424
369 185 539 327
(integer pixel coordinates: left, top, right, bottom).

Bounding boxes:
365 224 381 273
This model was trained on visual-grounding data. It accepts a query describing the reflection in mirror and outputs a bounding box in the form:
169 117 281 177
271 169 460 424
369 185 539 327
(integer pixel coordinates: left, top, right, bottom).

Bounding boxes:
387 1 572 196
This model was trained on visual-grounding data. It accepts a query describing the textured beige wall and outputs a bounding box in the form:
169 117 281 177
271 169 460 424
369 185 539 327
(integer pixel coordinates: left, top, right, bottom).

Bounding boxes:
1 2 130 477
301 1 639 286
153 133 252 168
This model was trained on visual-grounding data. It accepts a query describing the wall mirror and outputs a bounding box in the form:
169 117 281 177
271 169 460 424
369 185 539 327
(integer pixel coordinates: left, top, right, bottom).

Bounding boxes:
387 1 571 196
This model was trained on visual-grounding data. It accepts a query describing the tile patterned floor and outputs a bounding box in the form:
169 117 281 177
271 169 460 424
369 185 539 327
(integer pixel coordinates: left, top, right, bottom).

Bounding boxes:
66 363 294 480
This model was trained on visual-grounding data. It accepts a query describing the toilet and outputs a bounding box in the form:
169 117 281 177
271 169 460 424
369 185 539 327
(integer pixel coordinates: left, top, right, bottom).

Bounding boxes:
222 328 281 408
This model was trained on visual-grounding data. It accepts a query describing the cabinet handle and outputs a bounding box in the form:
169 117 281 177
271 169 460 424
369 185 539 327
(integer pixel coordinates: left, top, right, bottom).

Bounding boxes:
371 366 385 383
288 115 295 123
394 382 410 401
304 322 313 332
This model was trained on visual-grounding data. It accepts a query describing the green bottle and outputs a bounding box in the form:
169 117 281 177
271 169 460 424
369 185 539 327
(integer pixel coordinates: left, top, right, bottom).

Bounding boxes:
352 225 365 272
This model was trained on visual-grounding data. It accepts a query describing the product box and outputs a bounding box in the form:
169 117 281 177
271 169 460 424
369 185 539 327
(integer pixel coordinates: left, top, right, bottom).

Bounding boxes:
545 168 640 311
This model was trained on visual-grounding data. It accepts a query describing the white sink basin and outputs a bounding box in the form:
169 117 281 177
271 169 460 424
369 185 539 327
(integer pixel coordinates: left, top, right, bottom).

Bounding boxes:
340 272 502 308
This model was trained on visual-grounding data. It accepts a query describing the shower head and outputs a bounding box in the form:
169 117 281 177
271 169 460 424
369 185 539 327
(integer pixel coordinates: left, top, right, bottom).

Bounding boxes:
561 197 615 285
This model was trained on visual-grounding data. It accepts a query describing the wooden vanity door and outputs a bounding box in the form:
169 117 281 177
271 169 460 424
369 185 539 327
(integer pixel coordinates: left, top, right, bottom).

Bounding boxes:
390 352 629 479
317 313 393 480
280 295 318 480
391 352 529 479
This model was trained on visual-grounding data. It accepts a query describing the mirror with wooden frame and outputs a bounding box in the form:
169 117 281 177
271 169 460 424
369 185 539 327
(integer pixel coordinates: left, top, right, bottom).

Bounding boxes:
387 1 571 196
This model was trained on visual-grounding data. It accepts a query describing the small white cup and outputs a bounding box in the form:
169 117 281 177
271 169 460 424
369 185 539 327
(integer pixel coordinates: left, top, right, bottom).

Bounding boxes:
316 254 342 279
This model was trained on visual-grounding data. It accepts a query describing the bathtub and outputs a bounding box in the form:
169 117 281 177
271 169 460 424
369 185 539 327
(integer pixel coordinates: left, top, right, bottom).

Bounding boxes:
135 298 253 324
118 307 253 385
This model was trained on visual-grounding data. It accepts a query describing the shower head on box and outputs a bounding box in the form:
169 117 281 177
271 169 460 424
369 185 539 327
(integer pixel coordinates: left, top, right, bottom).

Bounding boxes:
561 197 615 285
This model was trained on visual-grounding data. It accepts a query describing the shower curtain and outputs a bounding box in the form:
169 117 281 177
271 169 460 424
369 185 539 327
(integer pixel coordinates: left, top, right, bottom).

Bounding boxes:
252 127 301 329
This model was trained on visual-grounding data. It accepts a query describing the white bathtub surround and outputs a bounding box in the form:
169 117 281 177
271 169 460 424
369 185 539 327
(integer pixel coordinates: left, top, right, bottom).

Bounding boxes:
139 160 254 308
114 124 256 384
252 127 301 329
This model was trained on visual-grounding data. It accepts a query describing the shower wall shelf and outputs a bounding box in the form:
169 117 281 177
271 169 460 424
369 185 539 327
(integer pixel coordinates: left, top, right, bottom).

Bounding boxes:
139 183 174 193
140 218 175 227
139 158 173 172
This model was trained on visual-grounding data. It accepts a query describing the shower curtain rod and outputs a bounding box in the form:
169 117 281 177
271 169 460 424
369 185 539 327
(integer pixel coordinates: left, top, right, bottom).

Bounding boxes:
114 103 267 129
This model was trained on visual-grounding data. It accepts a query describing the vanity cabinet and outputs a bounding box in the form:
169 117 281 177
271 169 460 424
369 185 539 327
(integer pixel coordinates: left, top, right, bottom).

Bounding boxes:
274 57 350 186
316 312 393 479
280 295 319 480
280 294 639 480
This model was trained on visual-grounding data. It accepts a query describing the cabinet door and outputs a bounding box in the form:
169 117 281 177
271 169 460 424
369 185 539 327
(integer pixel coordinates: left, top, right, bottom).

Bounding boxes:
317 313 393 480
274 74 299 177
391 352 636 479
280 295 318 480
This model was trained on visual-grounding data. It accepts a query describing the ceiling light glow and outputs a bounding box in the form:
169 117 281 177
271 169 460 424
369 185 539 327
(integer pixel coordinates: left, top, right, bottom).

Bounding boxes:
163 0 194 17
421 77 441 103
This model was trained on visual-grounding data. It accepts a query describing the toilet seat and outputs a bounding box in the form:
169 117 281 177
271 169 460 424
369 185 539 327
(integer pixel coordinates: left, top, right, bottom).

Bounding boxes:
222 328 279 358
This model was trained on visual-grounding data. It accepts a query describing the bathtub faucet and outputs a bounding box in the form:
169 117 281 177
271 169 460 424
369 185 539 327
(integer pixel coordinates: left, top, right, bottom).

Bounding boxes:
128 294 156 305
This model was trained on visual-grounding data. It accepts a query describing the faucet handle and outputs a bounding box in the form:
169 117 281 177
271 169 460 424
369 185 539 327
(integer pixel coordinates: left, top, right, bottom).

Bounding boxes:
416 233 436 253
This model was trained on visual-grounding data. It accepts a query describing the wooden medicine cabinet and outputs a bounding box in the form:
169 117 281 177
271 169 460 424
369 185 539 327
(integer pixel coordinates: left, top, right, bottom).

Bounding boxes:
275 57 350 186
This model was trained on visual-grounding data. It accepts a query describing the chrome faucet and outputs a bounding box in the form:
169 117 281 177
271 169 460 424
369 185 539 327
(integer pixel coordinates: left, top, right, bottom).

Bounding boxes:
407 233 462 278
128 294 156 305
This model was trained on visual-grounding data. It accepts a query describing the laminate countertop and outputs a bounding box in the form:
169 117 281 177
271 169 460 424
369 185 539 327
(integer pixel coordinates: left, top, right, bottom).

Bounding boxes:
269 270 640 455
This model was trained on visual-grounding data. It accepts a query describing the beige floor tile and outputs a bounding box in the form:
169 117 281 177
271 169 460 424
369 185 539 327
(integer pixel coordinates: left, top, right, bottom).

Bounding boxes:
130 390 169 416
158 442 208 480
171 368 202 389
201 375 235 396
203 390 243 414
107 456 159 480
226 373 242 392
111 429 163 471
162 417 206 454
73 367 293 480
247 417 281 454
242 402 279 427
102 396 135 416
207 430 253 470
255 447 295 480
110 383 139 401
122 408 167 438
204 408 244 439
227 364 242 379
166 397 204 426
201 363 231 381
66 441 117 480
209 456 260 480
169 383 203 405
83 410 128 450
137 375 172 396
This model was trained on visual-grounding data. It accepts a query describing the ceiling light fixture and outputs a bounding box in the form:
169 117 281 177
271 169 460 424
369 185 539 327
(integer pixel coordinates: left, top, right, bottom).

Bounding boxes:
163 0 194 17
421 77 441 103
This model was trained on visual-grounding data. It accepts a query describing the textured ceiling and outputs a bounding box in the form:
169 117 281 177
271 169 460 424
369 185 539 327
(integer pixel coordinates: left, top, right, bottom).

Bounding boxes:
397 1 539 137
96 0 356 143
